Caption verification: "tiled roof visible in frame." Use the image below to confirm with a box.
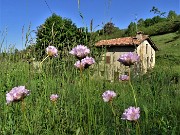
[95,35,148,47]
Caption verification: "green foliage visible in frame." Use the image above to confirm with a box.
[96,11,179,40]
[94,21,125,40]
[95,29,125,41]
[150,6,166,17]
[139,20,180,36]
[102,22,116,35]
[35,13,91,59]
[167,10,178,21]
[137,18,145,27]
[136,11,179,36]
[92,10,179,40]
[124,22,137,36]
[144,18,155,27]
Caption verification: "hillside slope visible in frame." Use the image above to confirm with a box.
[151,32,180,73]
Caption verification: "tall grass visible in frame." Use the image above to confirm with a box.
[0,44,179,135]
[0,29,180,134]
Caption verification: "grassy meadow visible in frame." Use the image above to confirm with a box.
[0,32,180,135]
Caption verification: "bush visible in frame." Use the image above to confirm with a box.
[139,20,180,36]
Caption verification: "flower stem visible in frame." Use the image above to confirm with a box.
[128,67,137,107]
[52,102,56,124]
[136,121,141,135]
[40,55,49,65]
[110,101,118,134]
[110,101,116,116]
[80,67,83,78]
[22,100,32,133]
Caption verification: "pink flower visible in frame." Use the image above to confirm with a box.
[117,52,140,66]
[69,45,90,59]
[74,56,95,69]
[119,75,130,81]
[102,90,116,102]
[6,86,30,104]
[81,56,95,65]
[74,60,85,69]
[121,106,140,121]
[50,94,59,102]
[46,46,58,57]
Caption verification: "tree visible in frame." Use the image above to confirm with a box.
[152,16,166,24]
[103,22,116,35]
[125,22,137,36]
[35,13,90,59]
[167,10,178,21]
[144,18,154,27]
[150,6,166,17]
[137,18,145,27]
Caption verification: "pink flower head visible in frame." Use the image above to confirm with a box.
[69,45,90,59]
[50,94,59,102]
[121,106,140,121]
[6,86,30,104]
[119,75,130,81]
[46,46,58,57]
[74,60,85,69]
[81,56,95,68]
[102,90,116,102]
[117,52,140,66]
[74,56,95,69]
